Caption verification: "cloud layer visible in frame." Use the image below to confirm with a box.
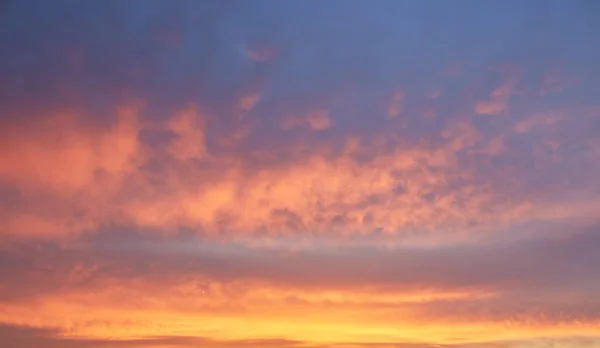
[1,1,600,347]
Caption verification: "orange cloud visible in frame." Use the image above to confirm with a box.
[0,106,143,236]
[2,238,600,347]
[167,107,207,161]
[4,285,595,346]
[1,101,598,244]
[0,106,141,194]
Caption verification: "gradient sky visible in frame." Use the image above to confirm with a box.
[1,1,600,347]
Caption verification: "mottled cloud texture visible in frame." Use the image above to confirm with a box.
[1,0,600,347]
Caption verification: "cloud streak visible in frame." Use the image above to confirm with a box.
[1,224,599,344]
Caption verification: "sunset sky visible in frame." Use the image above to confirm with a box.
[1,1,600,347]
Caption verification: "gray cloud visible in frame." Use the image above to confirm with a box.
[1,223,599,324]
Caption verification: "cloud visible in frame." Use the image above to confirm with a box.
[0,105,141,193]
[238,92,261,114]
[0,224,599,344]
[387,90,405,118]
[474,100,506,115]
[11,323,593,348]
[0,323,324,348]
[1,99,599,242]
[306,110,332,130]
[0,105,143,237]
[167,107,207,161]
[245,41,279,63]
[3,223,600,296]
[539,64,578,96]
[444,63,461,77]
[474,77,517,115]
[428,89,443,100]
[280,109,332,131]
[1,1,600,346]
[513,112,564,133]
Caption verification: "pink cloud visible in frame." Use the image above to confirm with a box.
[513,112,564,133]
[474,77,517,115]
[246,42,278,62]
[280,109,332,131]
[387,90,405,118]
[306,110,332,131]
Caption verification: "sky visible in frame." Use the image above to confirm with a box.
[0,0,599,347]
